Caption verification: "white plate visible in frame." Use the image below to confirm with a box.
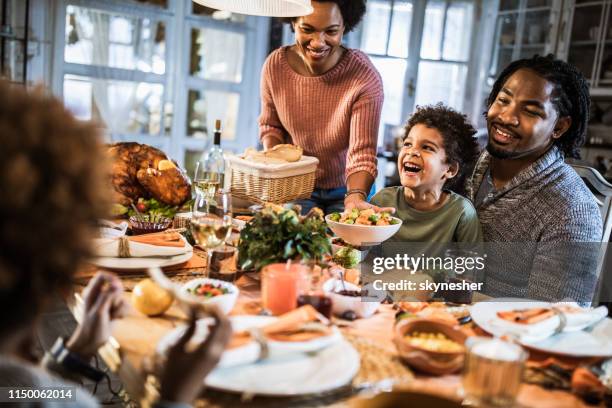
[91,250,193,271]
[156,315,359,396]
[471,299,612,357]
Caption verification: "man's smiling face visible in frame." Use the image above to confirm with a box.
[486,68,565,160]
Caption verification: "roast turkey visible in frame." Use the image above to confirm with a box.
[107,142,191,206]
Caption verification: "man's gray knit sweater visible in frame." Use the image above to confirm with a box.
[465,146,603,302]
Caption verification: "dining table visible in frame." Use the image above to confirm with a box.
[70,248,605,408]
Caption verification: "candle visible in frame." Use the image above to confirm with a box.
[261,263,309,315]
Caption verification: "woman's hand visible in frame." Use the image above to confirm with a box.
[159,307,232,404]
[66,272,127,359]
[344,193,395,213]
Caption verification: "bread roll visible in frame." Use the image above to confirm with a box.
[265,144,303,162]
[242,145,303,164]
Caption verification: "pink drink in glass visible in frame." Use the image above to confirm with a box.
[261,263,309,315]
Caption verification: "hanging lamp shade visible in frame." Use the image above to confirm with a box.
[192,0,313,17]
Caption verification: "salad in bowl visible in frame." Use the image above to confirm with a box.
[326,208,402,246]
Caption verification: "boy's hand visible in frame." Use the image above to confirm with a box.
[344,194,395,213]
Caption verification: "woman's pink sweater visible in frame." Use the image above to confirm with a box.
[258,46,383,189]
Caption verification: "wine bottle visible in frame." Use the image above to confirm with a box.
[195,119,225,199]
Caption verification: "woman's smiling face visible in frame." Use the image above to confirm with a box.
[292,2,345,71]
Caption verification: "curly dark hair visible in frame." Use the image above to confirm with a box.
[285,0,367,33]
[403,103,480,193]
[487,54,590,159]
[0,82,109,338]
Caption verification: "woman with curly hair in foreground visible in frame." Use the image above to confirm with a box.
[0,82,230,406]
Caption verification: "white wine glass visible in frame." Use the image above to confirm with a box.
[191,189,232,277]
[193,160,224,212]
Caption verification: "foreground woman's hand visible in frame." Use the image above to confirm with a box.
[66,272,127,359]
[159,307,232,404]
[344,194,395,214]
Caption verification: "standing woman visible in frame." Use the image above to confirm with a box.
[259,0,387,214]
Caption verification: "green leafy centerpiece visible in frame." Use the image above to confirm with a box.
[237,204,331,271]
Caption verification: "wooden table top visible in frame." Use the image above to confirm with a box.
[70,261,599,408]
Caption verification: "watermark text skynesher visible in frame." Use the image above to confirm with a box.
[372,279,484,292]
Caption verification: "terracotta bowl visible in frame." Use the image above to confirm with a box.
[393,318,467,375]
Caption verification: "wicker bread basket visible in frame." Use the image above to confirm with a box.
[228,154,319,204]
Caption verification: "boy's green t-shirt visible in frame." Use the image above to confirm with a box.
[370,187,482,244]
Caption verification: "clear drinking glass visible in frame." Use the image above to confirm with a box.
[441,248,483,304]
[462,337,528,407]
[190,189,232,277]
[193,160,223,212]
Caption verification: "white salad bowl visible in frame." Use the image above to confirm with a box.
[325,214,402,246]
[179,278,239,315]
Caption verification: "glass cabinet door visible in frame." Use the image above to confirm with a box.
[567,1,606,86]
[487,0,558,86]
[595,1,612,87]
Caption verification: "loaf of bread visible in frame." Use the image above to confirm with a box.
[243,144,303,164]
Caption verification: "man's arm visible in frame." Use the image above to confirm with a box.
[527,204,603,303]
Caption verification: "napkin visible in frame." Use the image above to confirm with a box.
[234,305,332,343]
[492,303,609,343]
[98,220,128,238]
[93,232,189,258]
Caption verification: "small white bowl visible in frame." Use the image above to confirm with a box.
[323,279,382,319]
[180,278,239,315]
[325,214,402,246]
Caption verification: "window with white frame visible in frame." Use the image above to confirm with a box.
[358,0,476,148]
[54,0,269,177]
[414,0,474,109]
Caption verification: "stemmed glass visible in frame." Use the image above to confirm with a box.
[193,161,222,213]
[191,189,232,277]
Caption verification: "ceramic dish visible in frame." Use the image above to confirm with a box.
[180,278,239,315]
[393,318,467,375]
[471,299,612,357]
[325,214,402,246]
[156,315,355,396]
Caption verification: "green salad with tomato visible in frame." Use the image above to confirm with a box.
[188,282,231,298]
[111,198,193,219]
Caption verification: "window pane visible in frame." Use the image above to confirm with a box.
[420,0,445,60]
[526,0,552,7]
[190,28,245,82]
[192,3,246,22]
[500,0,519,10]
[414,61,467,111]
[63,75,165,135]
[442,1,474,61]
[361,1,391,55]
[187,90,239,141]
[388,1,413,58]
[522,10,551,45]
[370,57,407,139]
[64,6,166,74]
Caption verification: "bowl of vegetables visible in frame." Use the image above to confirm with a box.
[180,278,239,315]
[326,209,402,246]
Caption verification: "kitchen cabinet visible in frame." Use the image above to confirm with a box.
[487,0,562,87]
